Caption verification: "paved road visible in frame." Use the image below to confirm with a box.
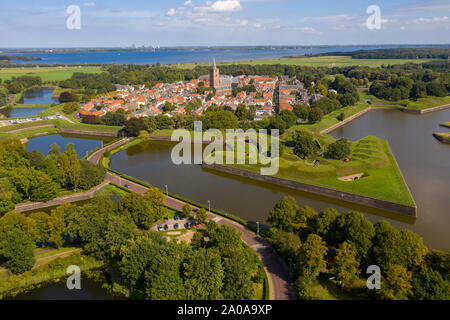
[90,139,297,300]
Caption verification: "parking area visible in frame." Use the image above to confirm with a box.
[151,215,201,232]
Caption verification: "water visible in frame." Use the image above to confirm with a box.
[109,108,450,251]
[23,89,59,105]
[11,278,116,300]
[12,45,413,65]
[26,133,114,158]
[9,107,47,118]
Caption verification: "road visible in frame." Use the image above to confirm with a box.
[90,138,297,300]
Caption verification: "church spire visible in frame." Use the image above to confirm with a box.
[213,57,216,69]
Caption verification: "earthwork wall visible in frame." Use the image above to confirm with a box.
[202,162,418,217]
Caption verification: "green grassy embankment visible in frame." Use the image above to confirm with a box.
[214,135,415,207]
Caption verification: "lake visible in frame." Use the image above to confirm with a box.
[9,107,47,118]
[12,45,416,65]
[109,108,450,251]
[26,133,114,158]
[23,88,59,105]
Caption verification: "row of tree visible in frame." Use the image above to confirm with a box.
[0,139,105,215]
[267,196,450,300]
[0,192,264,300]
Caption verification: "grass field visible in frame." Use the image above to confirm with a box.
[0,66,103,82]
[178,56,435,68]
[433,132,450,143]
[217,135,415,207]
[441,121,450,128]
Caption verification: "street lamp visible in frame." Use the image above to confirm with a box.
[207,200,211,213]
[256,222,260,236]
[164,185,168,197]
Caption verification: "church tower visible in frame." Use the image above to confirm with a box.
[209,58,220,89]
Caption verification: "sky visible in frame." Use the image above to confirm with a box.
[0,0,449,48]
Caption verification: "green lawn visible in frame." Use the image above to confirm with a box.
[441,121,450,129]
[0,66,103,82]
[405,96,450,110]
[178,56,435,68]
[433,132,450,143]
[217,135,415,207]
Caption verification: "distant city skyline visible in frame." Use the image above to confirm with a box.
[1,0,449,48]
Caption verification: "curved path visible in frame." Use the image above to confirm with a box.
[89,138,296,300]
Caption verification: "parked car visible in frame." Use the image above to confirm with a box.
[190,220,200,228]
[164,224,169,231]
[157,225,163,232]
[124,184,130,189]
[174,223,179,230]
[174,215,179,221]
[185,222,191,229]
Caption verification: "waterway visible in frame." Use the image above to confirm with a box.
[25,133,114,158]
[9,107,47,118]
[10,278,116,300]
[23,88,59,105]
[109,108,450,251]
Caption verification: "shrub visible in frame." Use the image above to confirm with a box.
[308,108,323,123]
[326,138,351,160]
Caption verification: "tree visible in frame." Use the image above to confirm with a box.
[269,228,301,264]
[398,229,428,269]
[28,212,50,244]
[63,102,79,115]
[196,208,208,224]
[59,143,81,191]
[332,211,375,261]
[183,248,224,300]
[379,264,412,300]
[2,229,36,274]
[311,208,340,244]
[326,138,351,160]
[118,193,157,229]
[298,234,327,279]
[207,224,242,252]
[293,105,310,120]
[182,203,192,219]
[331,242,360,287]
[59,91,77,103]
[235,104,249,121]
[292,129,319,159]
[202,110,238,130]
[368,220,402,270]
[48,203,73,248]
[29,171,58,202]
[144,244,187,300]
[412,267,450,300]
[424,250,450,280]
[267,196,299,232]
[308,107,324,123]
[279,110,297,128]
[221,249,255,300]
[124,118,146,136]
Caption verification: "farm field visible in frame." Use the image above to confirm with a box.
[178,56,435,68]
[0,66,103,82]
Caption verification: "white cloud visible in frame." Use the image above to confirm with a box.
[413,16,448,24]
[299,26,318,34]
[184,0,194,6]
[83,2,96,7]
[167,8,176,16]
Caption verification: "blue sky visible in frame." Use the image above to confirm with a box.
[1,0,449,47]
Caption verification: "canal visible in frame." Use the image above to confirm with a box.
[10,278,116,300]
[109,108,450,251]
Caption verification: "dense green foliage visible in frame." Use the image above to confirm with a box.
[0,139,105,215]
[267,196,447,300]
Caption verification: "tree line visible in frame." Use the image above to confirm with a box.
[0,139,105,215]
[267,196,450,300]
